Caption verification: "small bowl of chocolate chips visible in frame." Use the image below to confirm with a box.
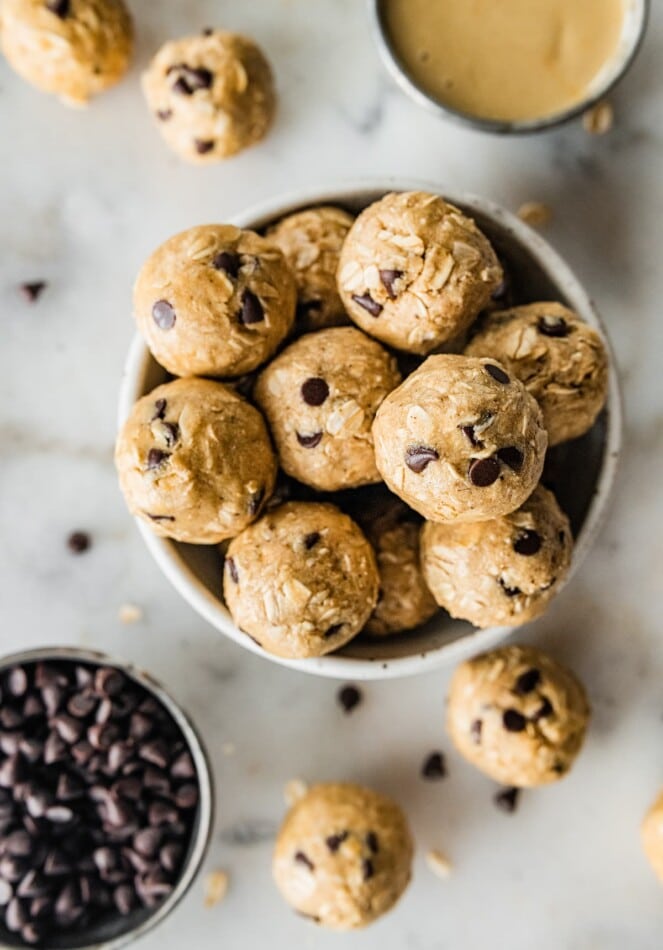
[0,647,213,948]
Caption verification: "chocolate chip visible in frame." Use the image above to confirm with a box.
[471,719,482,744]
[301,377,329,406]
[160,842,183,873]
[226,557,239,584]
[194,139,215,155]
[172,77,193,96]
[170,65,213,92]
[5,831,33,857]
[362,858,375,880]
[6,896,27,931]
[152,299,176,330]
[468,457,500,487]
[7,667,28,697]
[95,667,125,698]
[379,268,403,299]
[351,293,383,316]
[498,578,522,597]
[52,715,83,744]
[304,532,320,550]
[67,531,90,554]
[146,512,175,523]
[494,786,520,813]
[366,831,379,854]
[514,669,541,694]
[325,622,343,638]
[296,431,323,448]
[202,27,214,36]
[538,314,569,337]
[496,446,524,472]
[212,251,240,278]
[325,831,348,853]
[238,289,263,324]
[139,739,170,769]
[160,422,179,447]
[152,398,167,421]
[156,109,172,121]
[405,445,439,473]
[294,851,314,871]
[337,684,361,713]
[532,697,553,720]
[67,691,96,718]
[46,0,69,18]
[421,751,446,780]
[460,424,482,448]
[514,530,542,556]
[147,448,170,470]
[485,363,510,384]
[114,883,136,915]
[171,751,195,779]
[503,709,527,732]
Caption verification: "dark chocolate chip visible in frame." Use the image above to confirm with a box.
[325,831,349,853]
[485,363,510,384]
[7,667,28,697]
[5,831,33,857]
[133,828,162,858]
[421,751,446,780]
[157,109,172,121]
[460,424,482,448]
[226,557,239,584]
[67,691,96,718]
[94,667,125,698]
[304,532,320,550]
[5,896,27,932]
[19,281,47,303]
[238,289,264,324]
[171,751,195,779]
[405,445,439,473]
[152,299,176,330]
[514,669,541,694]
[52,714,84,744]
[494,786,520,813]
[160,842,183,873]
[337,684,361,713]
[172,77,193,96]
[173,65,213,92]
[139,739,170,769]
[301,377,330,406]
[362,858,375,880]
[532,697,553,721]
[152,398,167,421]
[67,531,91,554]
[114,883,136,915]
[496,446,524,472]
[514,530,542,556]
[503,709,527,732]
[147,448,170,470]
[498,578,522,597]
[366,831,379,854]
[351,293,383,317]
[146,512,175,523]
[194,139,215,155]
[294,851,314,871]
[296,431,323,448]
[174,784,198,809]
[325,622,343,639]
[471,719,482,744]
[538,314,569,338]
[202,27,214,36]
[212,251,240,278]
[379,268,403,299]
[468,456,500,487]
[161,422,180,447]
[46,0,70,18]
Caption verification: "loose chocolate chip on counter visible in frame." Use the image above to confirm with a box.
[325,831,349,853]
[468,456,500,487]
[514,530,542,556]
[46,0,70,18]
[296,431,323,448]
[494,786,520,813]
[538,314,569,338]
[156,109,172,121]
[514,669,541,694]
[337,684,362,714]
[421,752,447,780]
[294,851,314,872]
[300,377,330,406]
[194,139,215,155]
[496,446,524,472]
[304,532,320,550]
[19,281,47,303]
[471,719,483,744]
[226,557,239,584]
[147,449,170,471]
[362,858,375,880]
[405,445,439,473]
[67,531,91,555]
[379,269,403,299]
[502,709,527,732]
[238,289,263,324]
[351,293,383,317]
[532,697,553,721]
[484,363,510,384]
[212,251,240,278]
[152,299,176,330]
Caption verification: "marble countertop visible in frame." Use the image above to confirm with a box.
[1,1,663,947]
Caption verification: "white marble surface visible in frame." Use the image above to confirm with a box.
[1,1,663,947]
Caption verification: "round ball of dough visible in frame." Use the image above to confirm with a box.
[134,225,296,378]
[115,378,276,544]
[421,486,572,628]
[255,327,401,492]
[465,302,609,446]
[223,502,379,658]
[273,782,413,929]
[267,206,354,332]
[337,191,503,354]
[142,29,275,163]
[0,0,132,105]
[642,791,663,884]
[447,645,590,787]
[373,354,548,524]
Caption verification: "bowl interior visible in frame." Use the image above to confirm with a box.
[120,183,621,679]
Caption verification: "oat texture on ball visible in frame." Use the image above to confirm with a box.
[133,224,296,378]
[273,782,413,929]
[465,301,609,445]
[447,645,590,787]
[420,486,572,628]
[0,0,133,105]
[142,29,275,163]
[115,377,277,544]
[337,191,503,354]
[373,354,548,524]
[223,502,379,658]
[255,327,402,492]
[268,206,355,332]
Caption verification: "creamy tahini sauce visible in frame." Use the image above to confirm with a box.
[384,0,626,122]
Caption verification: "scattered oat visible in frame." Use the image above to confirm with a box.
[517,201,552,229]
[284,778,308,807]
[204,869,230,908]
[582,100,614,135]
[118,603,143,624]
[222,742,236,757]
[425,849,452,879]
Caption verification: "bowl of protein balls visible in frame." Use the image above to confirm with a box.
[117,180,621,679]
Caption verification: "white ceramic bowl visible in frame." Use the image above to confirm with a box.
[118,180,622,680]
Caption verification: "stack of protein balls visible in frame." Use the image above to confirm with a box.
[116,190,609,660]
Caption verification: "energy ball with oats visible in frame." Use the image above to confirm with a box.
[134,224,296,378]
[142,29,275,163]
[273,782,413,929]
[465,301,609,446]
[642,791,663,884]
[420,486,572,628]
[223,502,379,658]
[267,206,354,331]
[337,191,502,354]
[0,0,133,105]
[115,378,276,544]
[373,354,547,524]
[255,327,401,492]
[447,645,590,787]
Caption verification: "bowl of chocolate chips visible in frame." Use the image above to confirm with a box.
[0,647,213,948]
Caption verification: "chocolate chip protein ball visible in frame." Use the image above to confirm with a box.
[642,791,663,884]
[134,225,296,378]
[337,191,503,354]
[421,486,572,627]
[223,502,379,658]
[115,378,276,544]
[267,206,354,331]
[373,354,548,524]
[255,327,401,492]
[465,302,609,445]
[273,783,413,929]
[447,645,590,787]
[142,29,275,163]
[0,0,133,105]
